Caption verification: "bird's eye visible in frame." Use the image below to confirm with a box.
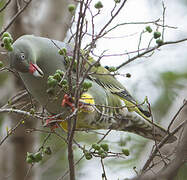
[20,53,25,60]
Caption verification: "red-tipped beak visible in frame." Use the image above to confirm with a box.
[29,63,44,78]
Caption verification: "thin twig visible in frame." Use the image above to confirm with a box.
[0,117,26,146]
[116,37,187,70]
[0,0,11,13]
[0,0,32,37]
[142,119,187,172]
[101,158,108,180]
[168,100,187,132]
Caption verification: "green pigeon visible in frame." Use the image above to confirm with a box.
[8,35,176,143]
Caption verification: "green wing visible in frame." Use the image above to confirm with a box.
[62,50,151,119]
[86,57,151,119]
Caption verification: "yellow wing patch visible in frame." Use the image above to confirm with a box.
[79,93,95,112]
[60,121,68,131]
[80,93,95,105]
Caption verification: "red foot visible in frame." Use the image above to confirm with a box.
[45,116,58,130]
[61,94,75,112]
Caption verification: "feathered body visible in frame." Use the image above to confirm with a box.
[8,35,176,143]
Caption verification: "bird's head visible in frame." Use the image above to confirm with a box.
[9,38,44,78]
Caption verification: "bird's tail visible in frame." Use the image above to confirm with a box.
[111,111,177,143]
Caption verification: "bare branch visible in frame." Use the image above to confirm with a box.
[0,0,11,13]
[0,0,32,37]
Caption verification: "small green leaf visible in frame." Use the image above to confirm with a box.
[27,152,35,159]
[122,149,130,156]
[26,157,33,164]
[33,152,43,162]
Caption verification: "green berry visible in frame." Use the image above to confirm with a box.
[60,79,67,86]
[85,152,92,160]
[153,31,161,39]
[122,149,130,156]
[44,146,52,155]
[56,69,64,76]
[3,37,13,51]
[2,32,11,38]
[145,26,152,33]
[98,149,105,155]
[156,39,163,46]
[47,76,58,87]
[33,152,43,162]
[4,44,13,51]
[94,1,103,9]
[100,144,109,152]
[53,73,62,82]
[82,82,92,89]
[84,150,93,160]
[2,32,13,43]
[58,48,67,56]
[68,4,76,13]
[92,143,101,151]
[3,37,11,44]
[87,82,92,88]
[126,73,131,78]
[114,0,121,3]
[0,61,3,68]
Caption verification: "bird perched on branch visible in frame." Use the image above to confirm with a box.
[8,34,176,143]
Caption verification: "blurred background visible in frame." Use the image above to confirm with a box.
[0,0,187,179]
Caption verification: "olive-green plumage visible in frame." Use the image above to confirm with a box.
[8,35,176,143]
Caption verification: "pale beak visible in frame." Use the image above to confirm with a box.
[29,63,44,78]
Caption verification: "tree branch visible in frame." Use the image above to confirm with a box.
[131,100,187,180]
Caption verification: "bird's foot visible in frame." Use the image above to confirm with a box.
[45,116,59,130]
[61,93,94,112]
[61,94,75,112]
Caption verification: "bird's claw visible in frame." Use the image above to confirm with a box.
[61,94,75,112]
[61,94,86,112]
[44,116,58,130]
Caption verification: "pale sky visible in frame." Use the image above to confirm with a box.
[78,0,187,179]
